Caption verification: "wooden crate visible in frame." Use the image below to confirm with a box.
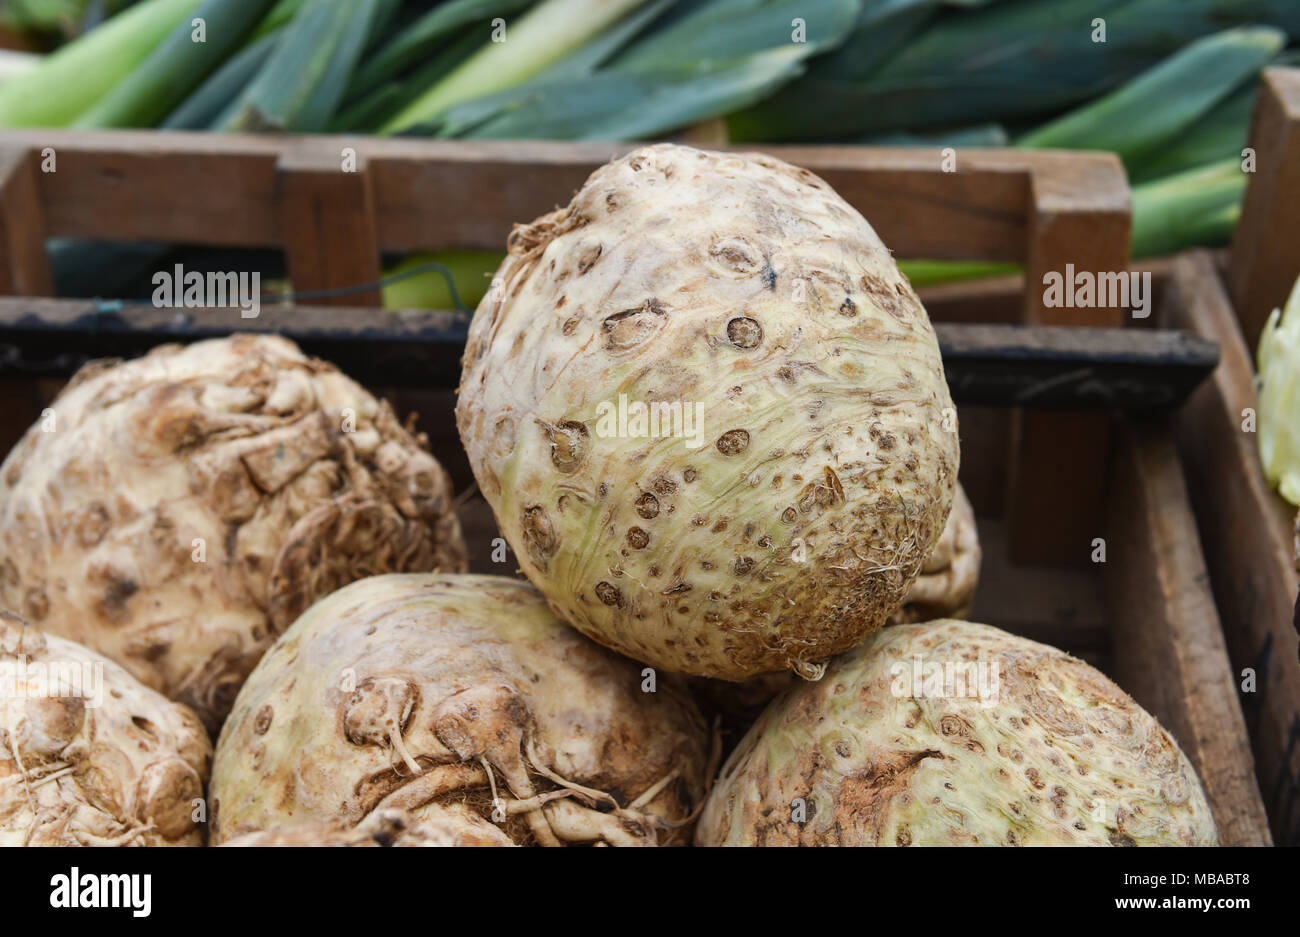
[0,129,1132,563]
[1230,68,1300,351]
[1154,68,1300,847]
[1165,252,1297,846]
[0,129,1270,843]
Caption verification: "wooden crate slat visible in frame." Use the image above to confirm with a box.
[372,140,1048,258]
[1168,250,1300,844]
[370,142,626,253]
[0,130,1117,263]
[276,144,382,306]
[0,147,52,295]
[1023,156,1132,327]
[1010,153,1132,563]
[0,297,1217,410]
[33,131,283,248]
[0,130,1134,571]
[1007,411,1114,563]
[1231,67,1300,350]
[1105,417,1272,846]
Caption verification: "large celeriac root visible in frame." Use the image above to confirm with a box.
[210,574,710,846]
[457,143,960,681]
[0,334,467,731]
[0,612,211,847]
[696,620,1219,847]
[886,481,980,623]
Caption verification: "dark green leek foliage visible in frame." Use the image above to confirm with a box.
[1017,26,1283,161]
[161,26,279,128]
[729,0,1300,141]
[347,0,534,101]
[436,0,861,140]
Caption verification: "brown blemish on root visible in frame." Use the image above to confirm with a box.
[709,237,762,276]
[541,420,589,475]
[635,493,660,519]
[602,299,666,353]
[595,581,624,608]
[726,317,763,349]
[576,242,602,274]
[832,749,942,844]
[716,430,750,456]
[522,506,558,570]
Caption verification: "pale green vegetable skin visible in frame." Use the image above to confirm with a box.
[210,573,709,846]
[0,0,201,127]
[1257,271,1300,506]
[382,0,650,132]
[458,143,959,682]
[696,620,1218,846]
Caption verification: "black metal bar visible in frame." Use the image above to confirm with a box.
[0,299,1217,410]
[934,322,1220,410]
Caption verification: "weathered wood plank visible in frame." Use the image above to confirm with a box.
[0,297,1216,409]
[1167,250,1300,844]
[1010,153,1132,564]
[0,147,52,296]
[276,145,382,306]
[32,132,282,247]
[0,130,1125,262]
[937,323,1216,410]
[1105,417,1272,846]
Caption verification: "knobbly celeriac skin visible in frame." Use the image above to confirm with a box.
[696,620,1218,846]
[210,573,710,847]
[692,482,981,722]
[0,334,466,731]
[221,807,514,847]
[0,612,211,846]
[457,143,959,682]
[887,481,979,624]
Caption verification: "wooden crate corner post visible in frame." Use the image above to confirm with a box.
[0,144,54,454]
[1230,67,1300,350]
[277,139,383,307]
[0,144,53,297]
[1010,153,1132,564]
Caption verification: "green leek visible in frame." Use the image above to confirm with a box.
[381,0,649,133]
[75,0,277,128]
[1130,158,1247,258]
[0,0,200,126]
[219,0,377,132]
[1017,26,1284,162]
[162,26,280,129]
